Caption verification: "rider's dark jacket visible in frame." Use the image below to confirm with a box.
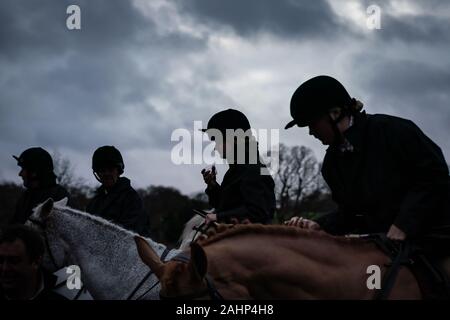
[86,177,149,236]
[11,183,69,225]
[205,161,276,224]
[316,111,450,240]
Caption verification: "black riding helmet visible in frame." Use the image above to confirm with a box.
[201,108,251,134]
[285,75,353,129]
[201,109,259,165]
[92,146,124,174]
[13,147,55,177]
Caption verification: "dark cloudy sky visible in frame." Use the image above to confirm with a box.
[1,0,449,195]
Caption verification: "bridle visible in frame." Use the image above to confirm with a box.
[131,209,220,300]
[190,209,218,244]
[126,247,171,300]
[27,217,62,270]
[163,209,224,300]
[158,253,224,300]
[27,216,178,300]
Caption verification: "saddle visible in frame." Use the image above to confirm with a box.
[361,233,450,300]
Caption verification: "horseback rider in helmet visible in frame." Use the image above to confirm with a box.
[10,147,70,224]
[86,146,149,236]
[201,109,276,225]
[285,75,450,250]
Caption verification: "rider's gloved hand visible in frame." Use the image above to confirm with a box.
[285,216,321,230]
[201,166,217,187]
[205,209,217,225]
[205,212,217,225]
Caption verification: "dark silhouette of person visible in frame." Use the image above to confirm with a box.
[10,147,70,224]
[201,109,276,225]
[86,146,149,236]
[284,75,450,249]
[0,225,67,300]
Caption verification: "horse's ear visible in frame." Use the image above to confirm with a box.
[189,242,207,280]
[55,197,68,207]
[40,198,54,219]
[134,236,164,279]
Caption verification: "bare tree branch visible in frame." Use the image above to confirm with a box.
[274,143,323,219]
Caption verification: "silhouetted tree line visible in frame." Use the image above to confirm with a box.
[138,186,209,247]
[273,143,336,222]
[0,181,209,248]
[0,145,336,246]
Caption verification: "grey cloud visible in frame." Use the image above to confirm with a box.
[1,0,449,192]
[348,54,450,161]
[0,0,234,191]
[351,55,450,111]
[0,0,152,60]
[355,0,450,44]
[175,0,345,39]
[381,14,450,44]
[0,0,209,154]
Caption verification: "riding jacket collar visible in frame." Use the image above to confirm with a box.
[329,111,368,154]
[338,115,355,153]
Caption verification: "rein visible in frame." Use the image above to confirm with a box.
[28,217,62,270]
[126,247,171,300]
[349,233,414,300]
[158,210,223,300]
[28,216,173,300]
[190,209,219,244]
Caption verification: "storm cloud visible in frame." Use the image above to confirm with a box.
[1,0,449,194]
[175,0,345,38]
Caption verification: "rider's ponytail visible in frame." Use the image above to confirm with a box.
[347,98,364,115]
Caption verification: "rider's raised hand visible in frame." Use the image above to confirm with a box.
[201,166,217,187]
[285,216,321,230]
[205,212,217,225]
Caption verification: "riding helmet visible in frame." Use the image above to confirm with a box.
[285,75,353,128]
[92,146,124,174]
[201,108,251,133]
[13,147,55,174]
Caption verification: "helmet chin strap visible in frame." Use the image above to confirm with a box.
[93,167,122,184]
[93,171,102,183]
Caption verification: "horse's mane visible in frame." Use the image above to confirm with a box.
[196,223,369,247]
[51,203,140,238]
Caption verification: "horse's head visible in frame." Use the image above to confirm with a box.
[26,197,70,272]
[135,236,211,299]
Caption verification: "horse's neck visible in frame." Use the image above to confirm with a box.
[203,230,386,299]
[49,207,178,299]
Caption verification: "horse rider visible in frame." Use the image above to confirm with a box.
[284,75,450,255]
[10,147,70,225]
[86,146,150,236]
[201,108,276,225]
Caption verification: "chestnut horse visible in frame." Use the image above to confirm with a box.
[135,224,426,299]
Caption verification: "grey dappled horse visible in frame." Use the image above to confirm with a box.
[27,198,181,300]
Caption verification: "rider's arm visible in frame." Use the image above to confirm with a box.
[315,207,357,235]
[216,168,274,223]
[119,190,148,235]
[205,183,222,208]
[216,205,248,222]
[385,119,449,237]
